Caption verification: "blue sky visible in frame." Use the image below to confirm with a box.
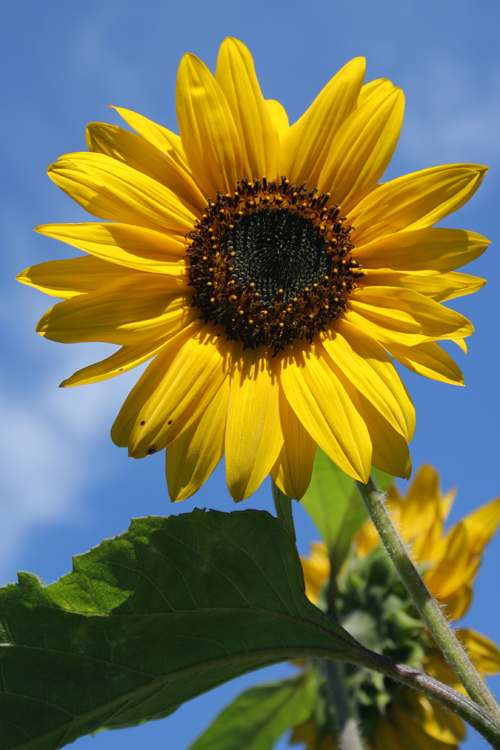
[1,1,499,748]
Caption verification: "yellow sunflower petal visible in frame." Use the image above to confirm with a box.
[384,340,464,386]
[117,323,229,457]
[279,57,365,188]
[318,85,404,215]
[166,377,229,502]
[347,286,474,346]
[61,338,171,388]
[357,392,412,479]
[112,106,188,168]
[17,255,135,299]
[266,99,289,141]
[374,718,415,750]
[271,392,317,500]
[357,78,394,107]
[176,52,243,197]
[350,164,488,246]
[441,585,473,620]
[322,318,415,441]
[455,338,467,353]
[216,38,279,181]
[36,273,194,345]
[392,704,460,749]
[456,629,500,675]
[361,269,486,302]
[425,523,481,601]
[355,227,489,273]
[111,323,197,448]
[460,497,500,559]
[300,542,330,605]
[225,348,283,502]
[400,465,444,543]
[86,121,207,214]
[279,339,372,483]
[406,694,466,744]
[48,152,196,235]
[35,222,187,274]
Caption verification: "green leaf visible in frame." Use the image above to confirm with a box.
[0,508,363,750]
[301,451,394,575]
[189,671,316,750]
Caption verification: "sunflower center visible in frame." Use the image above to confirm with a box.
[186,176,363,353]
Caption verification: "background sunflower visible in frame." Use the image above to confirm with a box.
[2,2,499,749]
[297,464,500,750]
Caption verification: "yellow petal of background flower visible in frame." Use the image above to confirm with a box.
[17,255,136,299]
[348,286,474,346]
[216,38,279,181]
[350,164,488,246]
[318,86,404,215]
[48,152,196,235]
[271,391,317,500]
[266,99,289,142]
[86,121,206,213]
[61,337,172,387]
[322,318,415,441]
[362,269,486,302]
[399,465,449,546]
[355,228,489,273]
[118,324,229,457]
[406,694,466,745]
[384,340,464,386]
[36,273,194,345]
[460,497,500,558]
[35,222,187,274]
[166,377,229,502]
[300,542,330,606]
[279,57,365,188]
[425,523,481,601]
[225,348,283,502]
[279,339,371,483]
[456,629,500,675]
[176,52,243,197]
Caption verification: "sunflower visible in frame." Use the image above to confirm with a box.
[18,38,488,502]
[294,465,500,749]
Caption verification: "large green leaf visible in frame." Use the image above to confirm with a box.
[0,508,363,750]
[189,671,316,750]
[301,451,394,575]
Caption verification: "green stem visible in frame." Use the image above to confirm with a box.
[323,660,367,750]
[271,479,296,543]
[356,476,500,719]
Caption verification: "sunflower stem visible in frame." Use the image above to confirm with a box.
[323,660,367,750]
[271,479,296,543]
[356,475,500,721]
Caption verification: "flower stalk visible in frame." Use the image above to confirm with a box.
[356,475,500,720]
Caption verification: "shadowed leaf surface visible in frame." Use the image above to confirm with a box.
[0,508,361,750]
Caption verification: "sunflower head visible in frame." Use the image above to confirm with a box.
[297,465,500,749]
[18,38,489,502]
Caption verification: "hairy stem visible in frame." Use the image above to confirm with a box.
[323,660,367,750]
[356,476,500,720]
